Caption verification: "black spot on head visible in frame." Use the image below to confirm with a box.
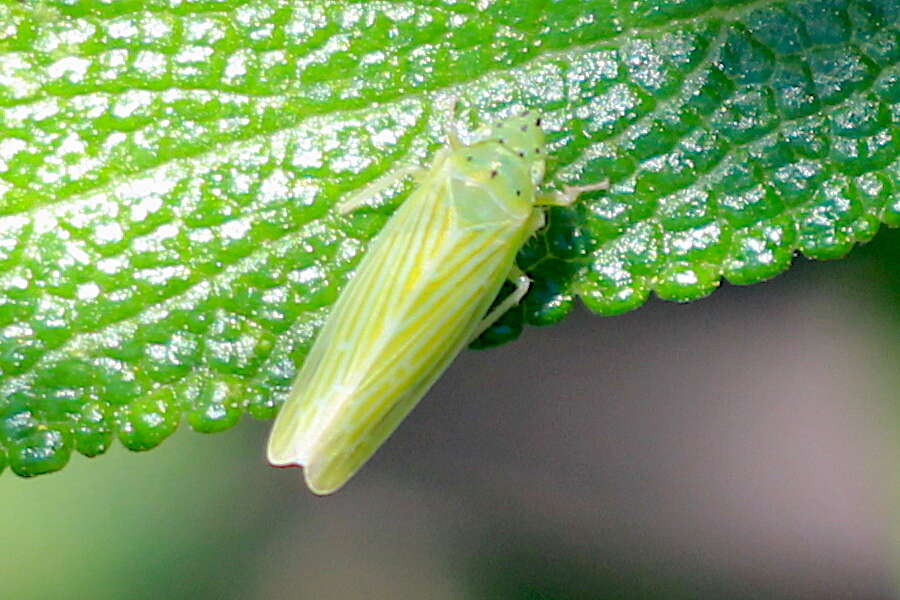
[517,151,525,158]
[516,190,521,196]
[535,118,542,126]
[535,148,541,154]
[466,155,473,161]
[490,169,498,178]
[498,138,504,144]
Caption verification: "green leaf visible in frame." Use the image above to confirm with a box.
[1,0,899,476]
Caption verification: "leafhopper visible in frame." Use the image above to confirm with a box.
[267,111,607,494]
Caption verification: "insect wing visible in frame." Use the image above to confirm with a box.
[268,173,525,493]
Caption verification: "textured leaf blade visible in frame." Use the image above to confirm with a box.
[1,0,899,476]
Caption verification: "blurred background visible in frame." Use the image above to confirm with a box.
[3,231,900,600]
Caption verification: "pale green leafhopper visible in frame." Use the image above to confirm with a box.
[267,111,606,494]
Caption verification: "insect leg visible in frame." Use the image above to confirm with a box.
[535,180,609,207]
[337,165,427,214]
[526,207,546,235]
[469,265,531,342]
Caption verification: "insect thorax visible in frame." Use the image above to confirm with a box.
[441,114,548,226]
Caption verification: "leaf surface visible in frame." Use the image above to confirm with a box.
[1,0,898,475]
